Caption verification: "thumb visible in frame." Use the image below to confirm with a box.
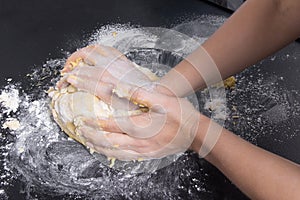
[128,84,174,113]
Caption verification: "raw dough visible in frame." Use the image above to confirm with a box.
[49,60,158,152]
[2,118,20,131]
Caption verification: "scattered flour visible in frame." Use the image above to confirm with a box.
[0,87,20,114]
[204,97,227,120]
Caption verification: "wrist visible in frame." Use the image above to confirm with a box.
[189,114,207,152]
[189,114,221,159]
[152,82,176,96]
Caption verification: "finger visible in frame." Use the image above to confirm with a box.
[110,95,139,110]
[105,132,146,152]
[62,45,99,73]
[62,57,83,74]
[101,45,122,57]
[105,133,156,155]
[78,126,143,152]
[62,52,86,74]
[97,112,166,139]
[128,86,171,113]
[59,64,107,90]
[56,75,70,89]
[70,65,118,85]
[93,146,141,161]
[85,141,95,150]
[83,118,123,134]
[66,75,114,103]
[78,122,167,160]
[92,44,110,57]
[98,134,171,160]
[77,127,112,149]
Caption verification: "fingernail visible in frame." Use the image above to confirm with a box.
[86,142,93,148]
[75,57,83,63]
[75,127,82,136]
[69,60,79,68]
[67,75,78,85]
[61,67,69,74]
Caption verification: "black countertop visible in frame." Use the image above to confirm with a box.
[0,0,229,86]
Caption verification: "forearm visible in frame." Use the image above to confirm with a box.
[159,0,300,97]
[203,0,300,79]
[192,116,300,200]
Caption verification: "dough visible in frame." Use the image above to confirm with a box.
[2,118,20,131]
[49,60,158,151]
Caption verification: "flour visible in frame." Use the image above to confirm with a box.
[204,97,227,120]
[0,87,20,114]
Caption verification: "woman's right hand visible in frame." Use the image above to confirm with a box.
[76,86,202,161]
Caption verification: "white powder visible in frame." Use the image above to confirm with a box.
[204,98,227,120]
[0,87,20,114]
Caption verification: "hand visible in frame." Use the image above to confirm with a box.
[56,44,157,105]
[76,86,201,160]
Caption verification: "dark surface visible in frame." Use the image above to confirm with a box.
[0,0,300,199]
[0,0,229,86]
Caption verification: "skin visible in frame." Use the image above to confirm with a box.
[158,0,300,95]
[164,1,300,199]
[61,0,300,199]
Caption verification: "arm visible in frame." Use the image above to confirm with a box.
[62,0,300,198]
[79,87,300,199]
[191,115,300,200]
[158,2,300,197]
[159,0,300,97]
